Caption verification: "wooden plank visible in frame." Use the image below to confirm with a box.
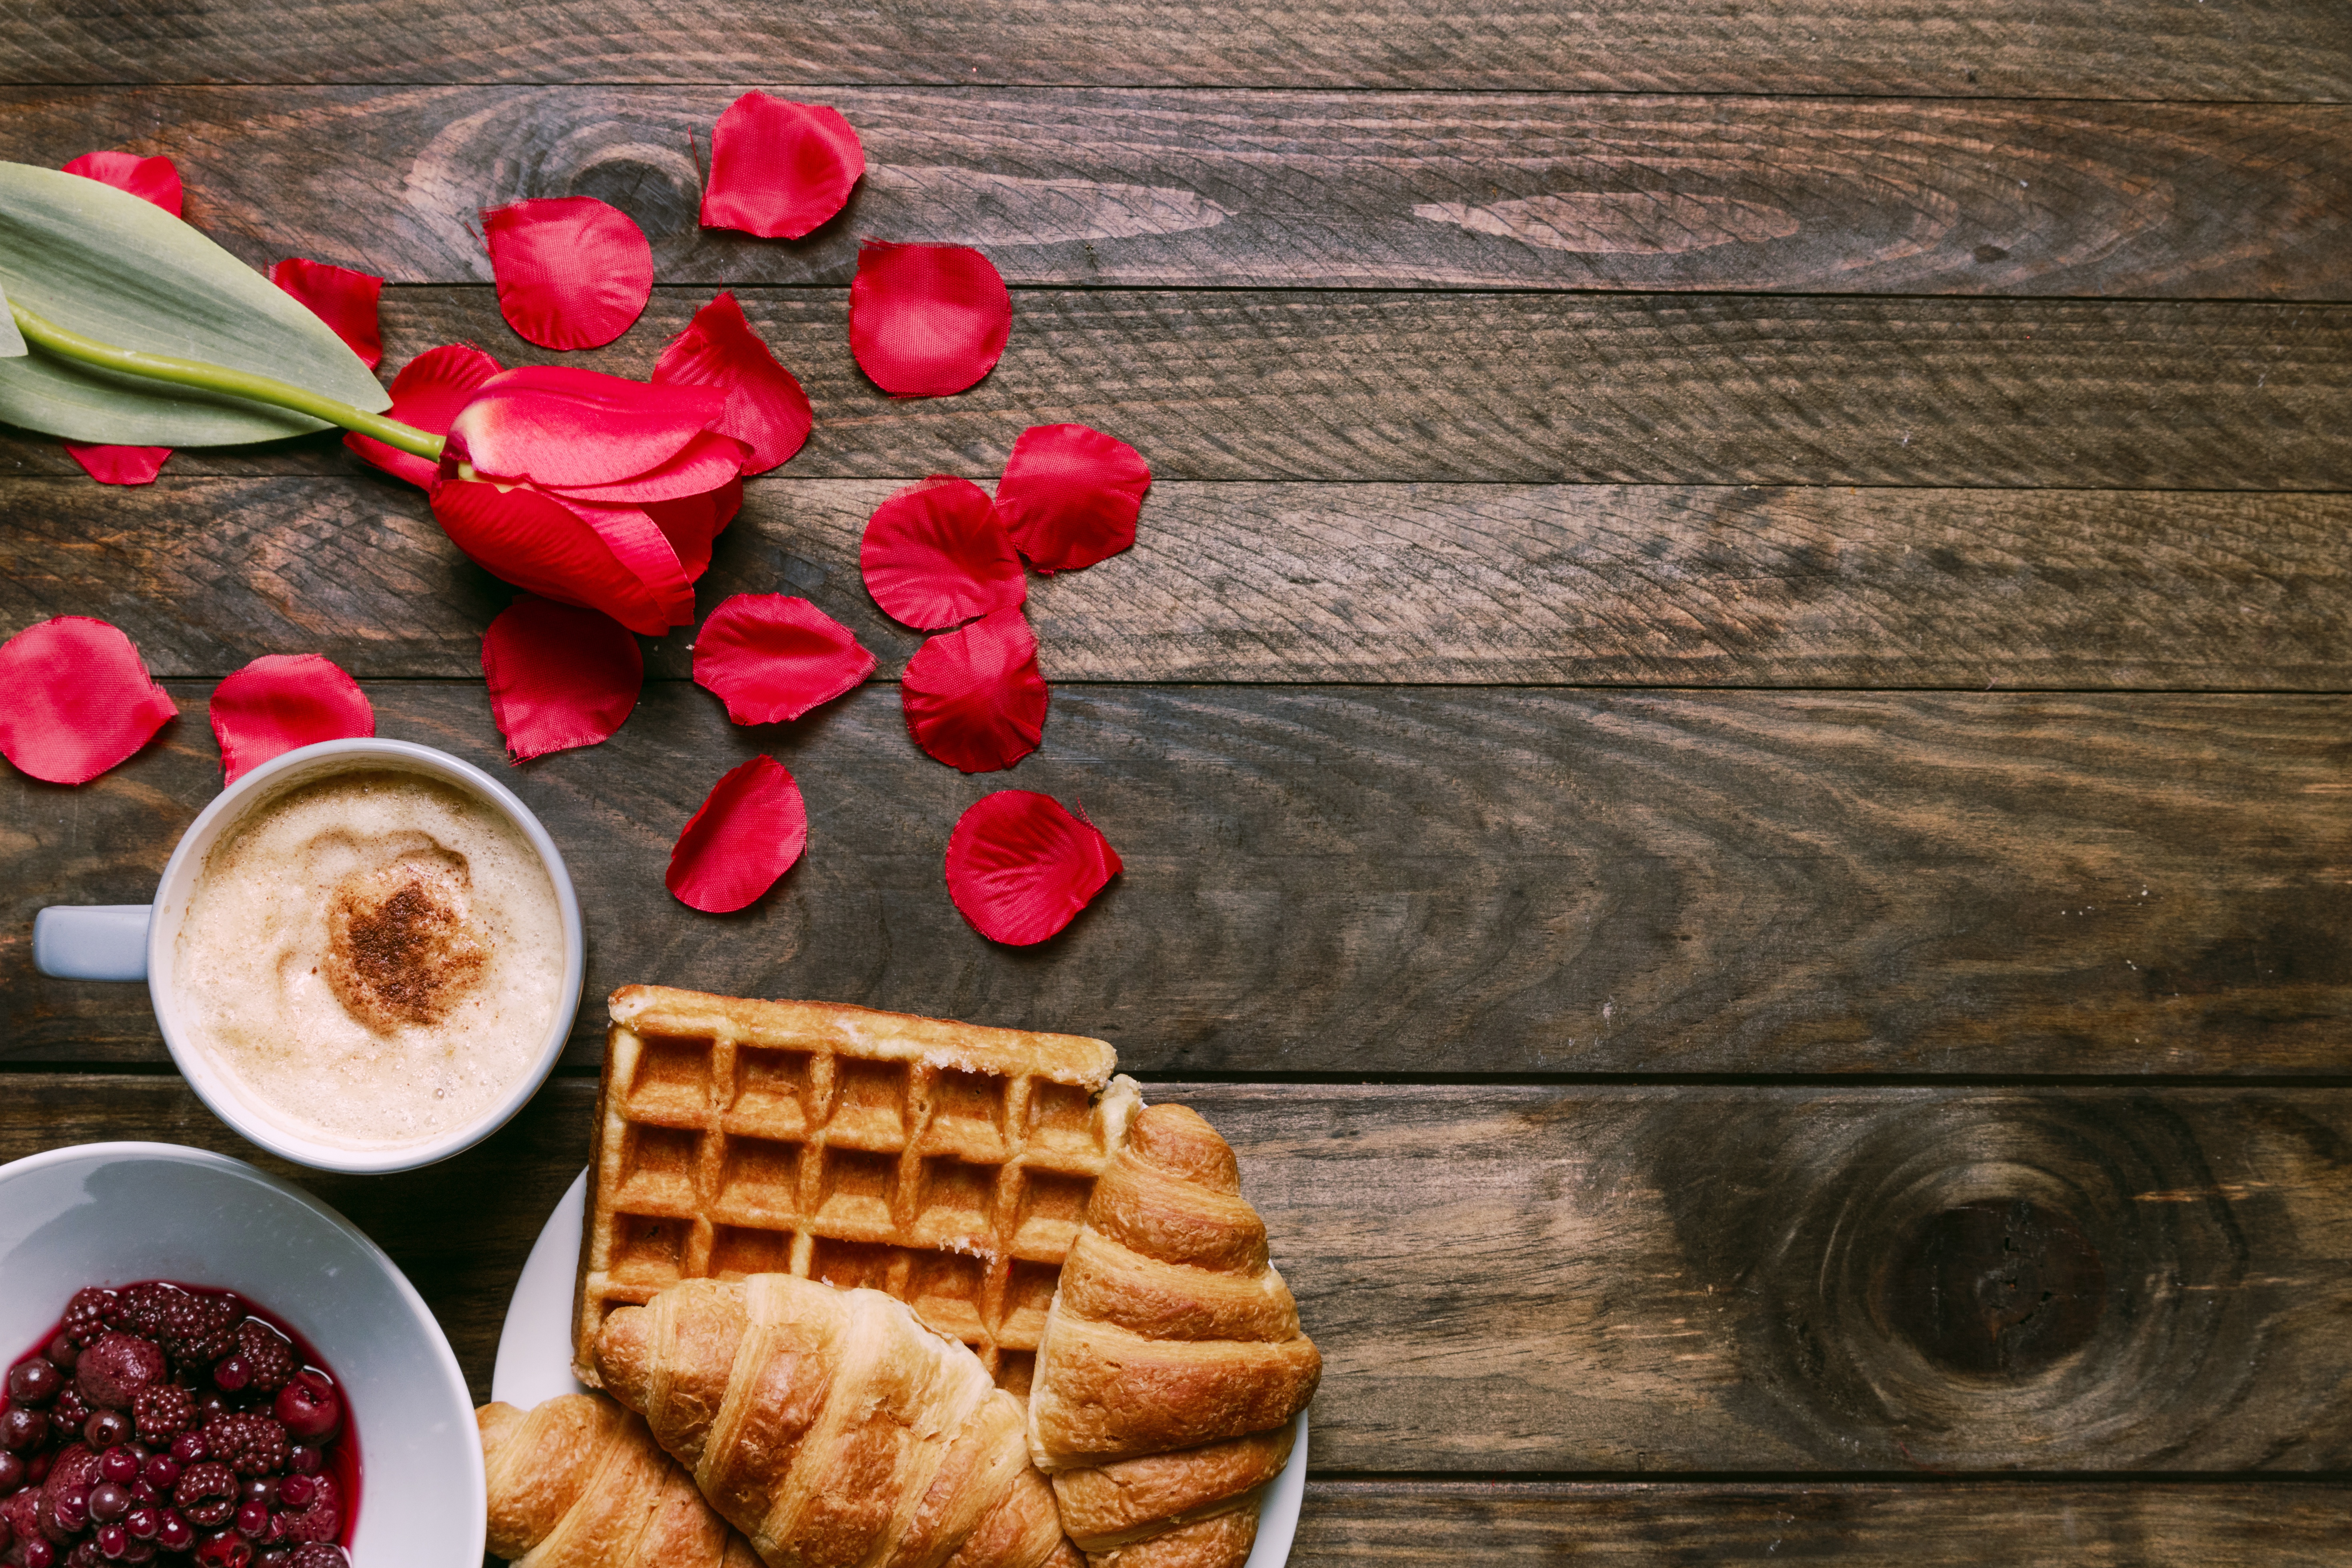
[4,1078,2350,1473]
[1292,1481,2352,1562]
[4,289,2344,490]
[7,683,2348,1076]
[1,0,2345,99]
[6,87,2348,299]
[7,477,2352,691]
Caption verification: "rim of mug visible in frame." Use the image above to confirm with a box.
[146,737,586,1175]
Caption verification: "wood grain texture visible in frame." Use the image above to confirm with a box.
[4,1077,2349,1474]
[1291,1481,2352,1562]
[5,87,2348,298]
[0,0,2346,98]
[7,476,2352,691]
[6,683,2348,1075]
[2,287,2343,490]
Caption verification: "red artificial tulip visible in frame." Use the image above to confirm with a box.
[431,366,750,635]
[270,258,385,368]
[345,342,502,490]
[701,92,865,240]
[653,292,813,475]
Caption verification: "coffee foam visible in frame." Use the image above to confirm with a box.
[176,767,565,1150]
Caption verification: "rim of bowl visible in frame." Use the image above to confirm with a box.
[147,737,586,1175]
[0,1140,487,1553]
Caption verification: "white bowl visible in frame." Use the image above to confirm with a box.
[0,1142,486,1564]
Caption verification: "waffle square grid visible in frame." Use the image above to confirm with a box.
[575,986,1141,1394]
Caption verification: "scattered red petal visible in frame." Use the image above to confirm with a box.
[62,151,182,216]
[858,476,1024,630]
[653,292,813,475]
[994,423,1151,573]
[0,618,178,785]
[700,92,865,241]
[847,240,1011,399]
[345,342,503,489]
[666,755,809,913]
[270,258,385,369]
[481,197,654,350]
[431,480,693,636]
[480,596,643,761]
[448,366,729,491]
[207,654,375,785]
[944,791,1121,945]
[900,607,1046,773]
[693,594,875,725]
[62,444,170,485]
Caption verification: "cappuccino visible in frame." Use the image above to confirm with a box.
[175,768,566,1149]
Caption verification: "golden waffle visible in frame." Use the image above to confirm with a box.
[575,985,1142,1394]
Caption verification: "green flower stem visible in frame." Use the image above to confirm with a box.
[8,299,443,460]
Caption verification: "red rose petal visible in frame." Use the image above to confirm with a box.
[859,476,1025,630]
[900,607,1046,773]
[344,342,503,489]
[667,755,809,913]
[432,479,693,636]
[270,258,385,369]
[944,791,1121,946]
[994,423,1151,573]
[481,197,654,351]
[701,92,865,241]
[62,444,170,485]
[0,617,178,785]
[693,594,875,726]
[62,151,182,216]
[207,654,375,785]
[481,596,643,761]
[653,292,813,475]
[847,240,1011,399]
[450,366,728,491]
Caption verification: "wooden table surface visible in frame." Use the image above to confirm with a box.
[5,2,2352,1560]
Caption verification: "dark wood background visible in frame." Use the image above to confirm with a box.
[4,2,2351,1559]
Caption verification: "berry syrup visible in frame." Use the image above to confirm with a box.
[0,1282,359,1568]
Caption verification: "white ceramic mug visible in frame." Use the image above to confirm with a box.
[33,737,585,1174]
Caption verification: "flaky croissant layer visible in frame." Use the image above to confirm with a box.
[479,1393,759,1568]
[596,1274,1080,1568]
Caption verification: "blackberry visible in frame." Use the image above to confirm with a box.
[134,1383,197,1443]
[51,1383,93,1432]
[289,1547,350,1568]
[202,1410,290,1478]
[154,1292,242,1368]
[174,1459,240,1527]
[104,1282,176,1338]
[229,1322,296,1396]
[61,1287,116,1347]
[271,1474,340,1545]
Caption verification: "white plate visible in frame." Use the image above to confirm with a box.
[0,1142,486,1565]
[494,1170,1306,1564]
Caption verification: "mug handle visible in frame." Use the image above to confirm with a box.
[32,905,152,981]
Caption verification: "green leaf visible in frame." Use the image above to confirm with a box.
[0,162,389,446]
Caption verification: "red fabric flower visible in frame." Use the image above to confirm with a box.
[481,197,654,350]
[653,292,813,475]
[62,444,169,485]
[701,92,865,240]
[432,366,749,634]
[859,476,1024,630]
[693,595,875,725]
[0,618,178,785]
[207,654,374,785]
[900,607,1046,773]
[345,342,502,490]
[480,596,642,761]
[270,258,384,369]
[62,151,182,216]
[994,424,1151,572]
[944,791,1121,945]
[667,755,808,913]
[847,241,1011,399]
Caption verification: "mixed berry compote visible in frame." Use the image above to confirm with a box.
[0,1283,358,1568]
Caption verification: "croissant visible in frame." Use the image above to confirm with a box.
[593,1273,1081,1568]
[478,1393,760,1567]
[1050,1426,1294,1566]
[1028,1104,1321,1470]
